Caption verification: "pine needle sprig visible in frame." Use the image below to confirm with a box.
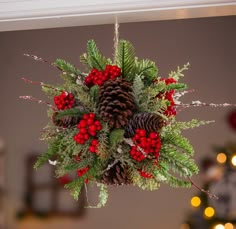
[116,40,135,80]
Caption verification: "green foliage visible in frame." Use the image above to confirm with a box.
[88,183,109,208]
[55,59,80,75]
[160,168,192,188]
[162,132,194,155]
[89,85,99,106]
[65,179,84,200]
[165,83,187,91]
[134,58,158,86]
[169,63,190,81]
[131,169,160,191]
[116,40,135,80]
[42,85,62,98]
[170,119,215,131]
[55,108,85,120]
[109,129,125,147]
[34,140,59,169]
[160,145,199,177]
[81,40,110,70]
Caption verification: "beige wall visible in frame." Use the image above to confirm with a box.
[0,16,236,229]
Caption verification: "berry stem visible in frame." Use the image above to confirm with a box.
[176,101,236,108]
[187,176,218,199]
[19,95,56,108]
[24,54,61,70]
[21,77,61,91]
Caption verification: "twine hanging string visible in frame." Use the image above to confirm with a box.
[113,18,119,64]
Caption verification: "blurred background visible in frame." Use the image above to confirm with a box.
[0,7,236,229]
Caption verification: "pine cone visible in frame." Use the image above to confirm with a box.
[100,161,131,185]
[52,112,80,128]
[124,112,165,137]
[99,78,135,128]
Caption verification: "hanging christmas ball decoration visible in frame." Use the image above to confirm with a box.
[20,38,236,208]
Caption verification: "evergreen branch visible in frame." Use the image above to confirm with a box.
[86,40,108,70]
[55,108,84,120]
[169,63,190,81]
[64,179,84,200]
[134,59,158,86]
[160,145,199,176]
[165,83,187,91]
[54,59,80,75]
[89,85,99,107]
[162,132,194,155]
[170,119,215,131]
[116,40,135,80]
[131,169,160,191]
[87,183,108,208]
[160,169,192,188]
[34,141,59,169]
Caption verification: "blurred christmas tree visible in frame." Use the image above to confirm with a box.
[181,109,236,229]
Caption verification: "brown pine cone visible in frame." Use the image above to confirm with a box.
[124,112,165,137]
[52,112,80,128]
[100,161,131,185]
[98,78,136,128]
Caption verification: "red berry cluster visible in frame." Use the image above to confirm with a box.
[77,166,89,177]
[74,113,102,146]
[89,139,99,154]
[54,91,75,110]
[138,170,154,179]
[158,78,177,116]
[130,129,161,162]
[84,65,121,87]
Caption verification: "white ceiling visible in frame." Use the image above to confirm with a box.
[0,0,236,32]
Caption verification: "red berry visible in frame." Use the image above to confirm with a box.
[94,120,101,126]
[139,129,146,137]
[149,132,158,139]
[87,118,94,125]
[89,145,96,153]
[88,125,97,133]
[83,134,90,141]
[91,139,98,146]
[79,128,87,134]
[78,120,87,128]
[83,114,89,120]
[89,113,95,119]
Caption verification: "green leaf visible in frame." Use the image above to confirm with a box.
[55,108,84,120]
[109,129,125,147]
[116,40,135,80]
[86,40,108,70]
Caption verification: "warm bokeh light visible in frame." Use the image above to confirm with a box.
[204,207,215,218]
[217,153,227,164]
[180,223,190,229]
[214,224,225,229]
[191,196,201,207]
[231,155,236,166]
[225,222,234,229]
